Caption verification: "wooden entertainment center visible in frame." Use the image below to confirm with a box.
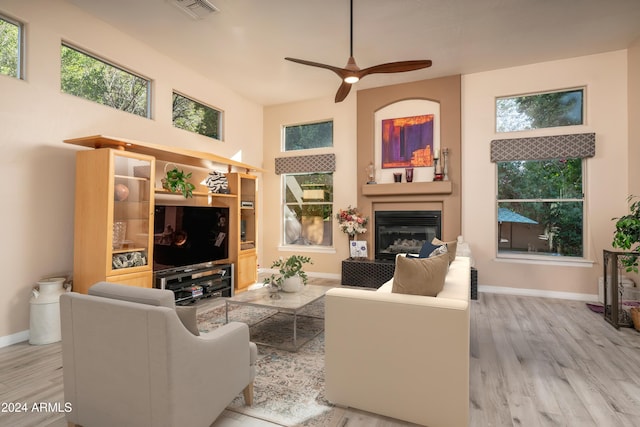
[65,135,262,297]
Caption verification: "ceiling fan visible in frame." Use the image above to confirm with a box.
[285,0,432,103]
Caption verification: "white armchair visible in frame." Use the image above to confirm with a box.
[61,282,257,427]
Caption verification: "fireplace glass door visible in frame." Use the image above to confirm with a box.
[375,211,441,260]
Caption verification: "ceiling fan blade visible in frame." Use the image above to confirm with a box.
[335,81,352,103]
[285,57,348,79]
[359,60,432,77]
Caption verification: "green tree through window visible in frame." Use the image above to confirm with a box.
[498,158,584,257]
[61,44,150,117]
[497,89,584,132]
[0,16,21,78]
[172,92,222,140]
[284,121,333,151]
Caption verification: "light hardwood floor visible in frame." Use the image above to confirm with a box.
[1,288,639,427]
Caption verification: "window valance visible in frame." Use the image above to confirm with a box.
[490,132,595,162]
[275,153,336,175]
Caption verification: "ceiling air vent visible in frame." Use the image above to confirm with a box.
[171,0,219,20]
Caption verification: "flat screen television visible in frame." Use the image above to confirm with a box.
[153,205,229,272]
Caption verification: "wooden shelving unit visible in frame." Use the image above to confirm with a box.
[65,135,263,294]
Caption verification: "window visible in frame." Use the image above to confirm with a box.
[172,92,222,140]
[284,120,333,151]
[60,43,150,118]
[496,88,584,132]
[283,173,333,247]
[0,14,22,79]
[497,158,584,258]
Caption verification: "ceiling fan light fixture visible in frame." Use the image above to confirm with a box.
[285,0,432,102]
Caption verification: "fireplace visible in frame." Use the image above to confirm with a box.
[375,211,442,261]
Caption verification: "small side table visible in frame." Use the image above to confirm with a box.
[341,258,395,289]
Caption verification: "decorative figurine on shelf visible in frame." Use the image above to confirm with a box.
[366,161,376,184]
[433,148,444,181]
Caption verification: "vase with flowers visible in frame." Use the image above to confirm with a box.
[336,206,369,257]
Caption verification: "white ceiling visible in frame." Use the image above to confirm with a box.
[67,0,640,106]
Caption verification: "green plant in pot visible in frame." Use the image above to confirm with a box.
[163,167,196,198]
[263,255,313,292]
[612,195,640,272]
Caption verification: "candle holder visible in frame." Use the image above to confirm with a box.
[442,148,449,181]
[433,158,443,181]
[405,167,414,183]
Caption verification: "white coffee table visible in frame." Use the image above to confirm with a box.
[225,284,330,351]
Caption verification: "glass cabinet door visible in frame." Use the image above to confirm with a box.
[110,153,153,273]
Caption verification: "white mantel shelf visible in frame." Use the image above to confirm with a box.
[362,180,452,197]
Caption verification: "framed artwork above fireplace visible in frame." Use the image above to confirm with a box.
[374,99,440,184]
[381,114,434,169]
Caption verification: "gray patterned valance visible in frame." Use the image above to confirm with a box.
[490,133,595,162]
[275,153,336,174]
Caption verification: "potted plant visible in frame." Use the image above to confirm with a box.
[263,255,313,292]
[612,195,640,272]
[162,167,196,198]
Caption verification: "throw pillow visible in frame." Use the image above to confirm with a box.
[176,306,200,336]
[418,241,446,258]
[433,237,457,264]
[391,252,449,297]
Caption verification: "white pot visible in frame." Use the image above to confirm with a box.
[282,276,303,293]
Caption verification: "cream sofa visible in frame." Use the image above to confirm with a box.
[325,255,471,427]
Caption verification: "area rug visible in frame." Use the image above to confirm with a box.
[197,299,341,427]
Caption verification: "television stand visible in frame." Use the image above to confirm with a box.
[154,263,234,305]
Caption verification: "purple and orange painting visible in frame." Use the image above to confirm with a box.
[381,114,434,168]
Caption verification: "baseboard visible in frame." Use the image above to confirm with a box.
[479,285,598,302]
[0,330,29,349]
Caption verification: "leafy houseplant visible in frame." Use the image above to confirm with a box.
[163,167,196,198]
[612,195,640,272]
[263,255,313,290]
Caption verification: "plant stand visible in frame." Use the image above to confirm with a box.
[602,250,639,328]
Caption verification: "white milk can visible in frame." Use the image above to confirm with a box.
[29,277,67,345]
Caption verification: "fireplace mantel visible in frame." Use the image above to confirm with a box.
[362,181,452,197]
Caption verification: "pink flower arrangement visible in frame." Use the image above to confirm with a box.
[336,206,369,236]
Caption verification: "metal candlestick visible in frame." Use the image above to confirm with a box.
[442,148,449,181]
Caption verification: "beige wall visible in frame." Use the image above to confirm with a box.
[262,96,357,275]
[0,0,263,342]
[629,38,640,197]
[462,50,629,297]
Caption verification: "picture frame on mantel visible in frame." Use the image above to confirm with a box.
[374,99,441,183]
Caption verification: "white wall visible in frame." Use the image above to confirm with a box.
[0,0,263,342]
[462,50,629,298]
[262,95,357,275]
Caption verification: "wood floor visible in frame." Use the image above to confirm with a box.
[1,288,639,427]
